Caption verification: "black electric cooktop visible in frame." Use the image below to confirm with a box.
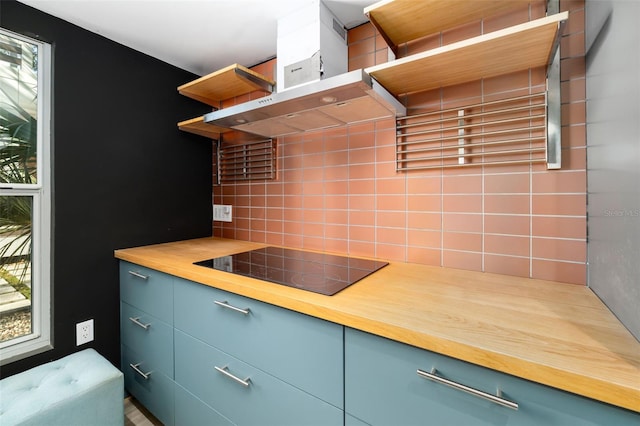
[193,247,388,296]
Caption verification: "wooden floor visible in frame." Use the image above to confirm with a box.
[124,397,163,426]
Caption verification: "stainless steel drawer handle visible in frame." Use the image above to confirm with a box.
[214,300,250,315]
[128,316,151,330]
[129,362,151,380]
[417,368,518,411]
[214,365,251,387]
[128,270,149,280]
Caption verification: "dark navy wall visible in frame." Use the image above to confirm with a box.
[1,0,213,376]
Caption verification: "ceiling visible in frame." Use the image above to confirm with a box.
[18,0,378,76]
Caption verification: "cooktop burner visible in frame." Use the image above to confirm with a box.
[194,247,388,296]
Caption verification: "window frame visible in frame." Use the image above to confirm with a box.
[0,28,52,365]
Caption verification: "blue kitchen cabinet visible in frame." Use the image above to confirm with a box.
[119,260,343,425]
[174,383,234,426]
[121,345,175,425]
[175,329,343,426]
[173,276,344,409]
[120,261,173,324]
[120,301,173,375]
[119,260,639,426]
[119,261,175,425]
[345,328,640,426]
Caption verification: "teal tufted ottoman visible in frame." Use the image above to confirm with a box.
[0,348,124,426]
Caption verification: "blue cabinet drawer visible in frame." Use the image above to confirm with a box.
[173,277,343,408]
[175,330,343,426]
[119,261,173,324]
[345,328,639,426]
[120,301,173,378]
[122,344,174,426]
[174,383,234,426]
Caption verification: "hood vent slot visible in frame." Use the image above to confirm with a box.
[332,18,346,41]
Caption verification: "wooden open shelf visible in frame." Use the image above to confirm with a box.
[177,63,275,107]
[178,116,227,139]
[178,63,275,139]
[364,0,544,50]
[365,12,567,97]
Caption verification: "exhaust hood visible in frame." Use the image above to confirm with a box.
[203,69,405,138]
[203,0,406,138]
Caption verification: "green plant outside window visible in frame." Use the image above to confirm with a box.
[0,30,39,344]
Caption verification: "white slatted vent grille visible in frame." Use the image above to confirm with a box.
[396,92,548,170]
[216,139,276,183]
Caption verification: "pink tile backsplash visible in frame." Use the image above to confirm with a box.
[213,1,587,285]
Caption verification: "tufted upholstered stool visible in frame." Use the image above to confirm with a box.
[0,348,124,426]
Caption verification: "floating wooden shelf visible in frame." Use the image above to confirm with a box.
[365,12,567,97]
[178,116,227,139]
[177,63,275,107]
[178,63,275,139]
[364,0,544,50]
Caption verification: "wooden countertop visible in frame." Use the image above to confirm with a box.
[115,237,640,413]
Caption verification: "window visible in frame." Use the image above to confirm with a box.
[0,28,52,364]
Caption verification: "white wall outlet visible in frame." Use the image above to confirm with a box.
[76,319,94,346]
[213,204,233,222]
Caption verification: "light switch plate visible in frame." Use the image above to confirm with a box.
[213,204,232,222]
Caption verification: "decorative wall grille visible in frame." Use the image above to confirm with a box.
[215,138,276,183]
[396,92,548,170]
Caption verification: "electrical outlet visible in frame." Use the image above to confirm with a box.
[76,319,94,346]
[213,204,233,222]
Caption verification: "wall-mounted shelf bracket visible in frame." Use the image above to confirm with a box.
[546,0,562,169]
[234,66,274,93]
[546,47,561,169]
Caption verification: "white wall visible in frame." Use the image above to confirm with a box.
[586,0,640,340]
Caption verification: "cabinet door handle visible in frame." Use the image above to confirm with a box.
[214,300,250,315]
[128,270,149,280]
[129,362,151,380]
[214,365,251,387]
[128,316,151,330]
[417,368,518,410]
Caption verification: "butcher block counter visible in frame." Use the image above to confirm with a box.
[114,237,640,413]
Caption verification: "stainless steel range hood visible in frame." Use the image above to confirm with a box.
[203,69,406,138]
[203,1,405,138]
